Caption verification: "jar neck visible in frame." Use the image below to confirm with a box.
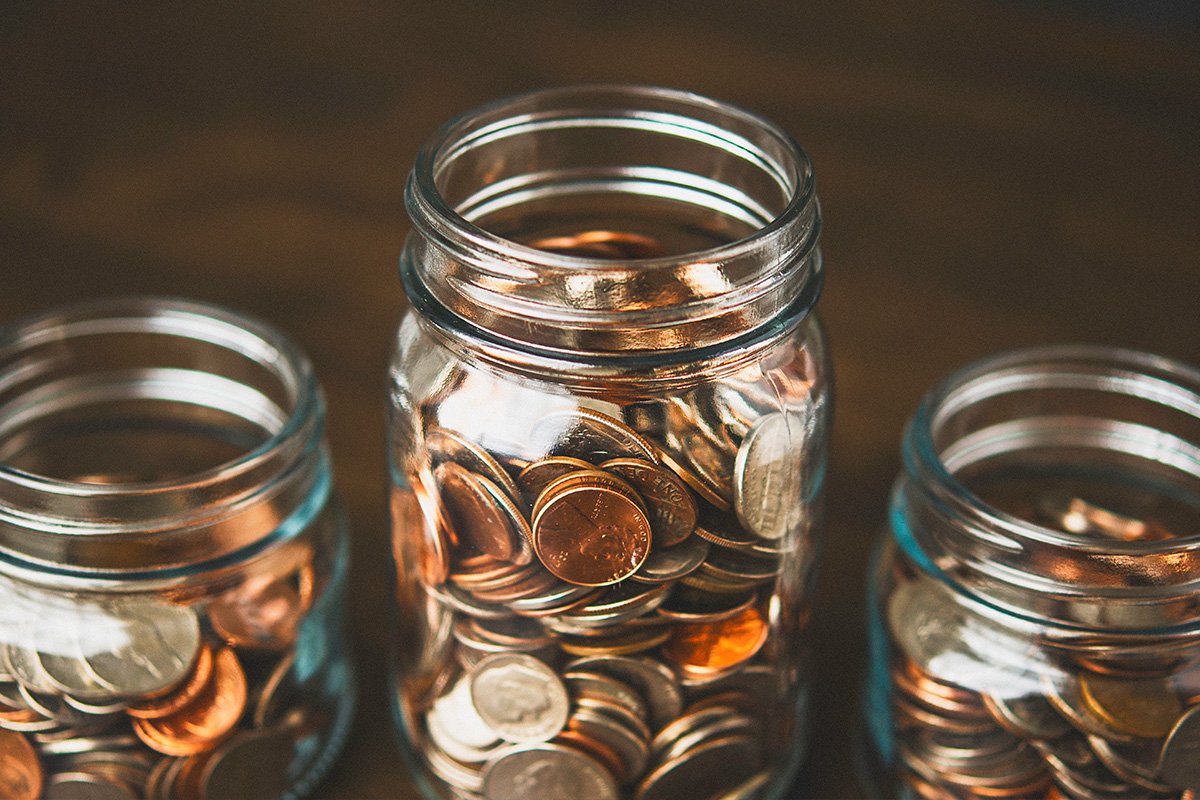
[0,297,329,582]
[894,346,1200,633]
[401,85,822,379]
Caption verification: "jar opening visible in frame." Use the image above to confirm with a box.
[900,346,1200,630]
[403,85,822,366]
[0,297,326,577]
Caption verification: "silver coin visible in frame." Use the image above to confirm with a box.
[1159,703,1200,789]
[5,637,58,695]
[563,670,648,722]
[0,679,28,709]
[37,732,142,757]
[82,600,201,698]
[425,740,486,793]
[480,742,618,800]
[630,537,710,585]
[200,729,296,800]
[981,692,1071,740]
[1087,734,1175,794]
[567,704,650,781]
[468,654,568,744]
[733,411,806,541]
[18,685,93,727]
[563,656,683,731]
[656,710,758,766]
[38,619,123,704]
[430,677,503,754]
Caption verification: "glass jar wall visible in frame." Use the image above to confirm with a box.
[388,86,831,800]
[0,298,355,800]
[865,346,1200,800]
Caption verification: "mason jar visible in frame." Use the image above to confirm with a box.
[387,86,831,800]
[0,298,355,800]
[865,346,1200,800]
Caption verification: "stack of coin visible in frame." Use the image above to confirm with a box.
[0,545,340,800]
[884,496,1200,800]
[397,392,816,799]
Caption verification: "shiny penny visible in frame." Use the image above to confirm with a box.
[132,647,247,757]
[601,458,697,547]
[662,605,769,676]
[0,728,43,800]
[518,457,594,502]
[436,462,530,565]
[532,483,651,587]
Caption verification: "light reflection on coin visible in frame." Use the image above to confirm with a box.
[83,601,201,699]
[734,412,806,541]
[469,654,569,744]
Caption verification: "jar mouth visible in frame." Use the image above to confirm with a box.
[403,85,822,364]
[0,297,327,578]
[900,345,1200,628]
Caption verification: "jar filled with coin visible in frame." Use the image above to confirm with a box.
[865,346,1200,800]
[0,298,355,800]
[388,86,831,800]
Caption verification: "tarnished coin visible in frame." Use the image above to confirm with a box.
[469,653,569,744]
[601,458,697,547]
[655,449,730,512]
[532,482,651,587]
[0,728,43,800]
[437,462,531,566]
[83,600,201,699]
[1079,673,1182,739]
[635,734,761,800]
[132,647,247,757]
[428,426,523,506]
[127,644,214,720]
[43,770,140,800]
[564,656,683,731]
[535,408,660,465]
[733,411,806,541]
[662,605,768,677]
[1159,703,1200,790]
[630,536,710,585]
[481,742,619,800]
[208,570,308,651]
[200,728,296,800]
[518,457,594,502]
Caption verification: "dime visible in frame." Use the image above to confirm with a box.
[83,600,201,699]
[428,426,523,506]
[437,462,531,565]
[127,644,215,720]
[534,409,660,465]
[132,647,247,757]
[0,728,42,800]
[601,458,697,547]
[468,654,569,744]
[1159,703,1200,790]
[480,742,619,800]
[734,412,806,541]
[630,536,710,584]
[532,481,651,587]
[1078,673,1182,739]
[662,605,768,677]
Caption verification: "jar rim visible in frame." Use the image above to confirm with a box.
[0,296,327,578]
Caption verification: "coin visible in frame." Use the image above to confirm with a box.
[531,470,645,522]
[635,734,761,800]
[480,742,619,800]
[0,728,42,800]
[518,457,594,503]
[1159,703,1200,789]
[564,656,683,732]
[200,728,296,800]
[599,458,697,548]
[532,481,651,587]
[208,572,306,651]
[1078,673,1182,739]
[43,770,140,800]
[662,605,768,677]
[733,412,806,541]
[468,654,569,744]
[127,644,215,720]
[437,462,531,566]
[535,409,660,465]
[567,705,649,783]
[132,647,247,757]
[83,600,201,699]
[428,426,524,506]
[630,536,710,585]
[655,449,730,512]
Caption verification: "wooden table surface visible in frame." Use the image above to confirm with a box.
[1,3,1196,797]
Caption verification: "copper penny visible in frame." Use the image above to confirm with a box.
[518,457,594,501]
[127,644,215,720]
[532,470,645,521]
[0,728,42,800]
[663,605,769,676]
[655,448,730,512]
[532,482,651,586]
[436,462,530,565]
[601,458,697,547]
[132,647,247,757]
[209,573,305,651]
[427,426,523,505]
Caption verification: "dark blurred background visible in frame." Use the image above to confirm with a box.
[1,3,1196,797]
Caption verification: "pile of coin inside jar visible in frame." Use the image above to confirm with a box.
[885,497,1200,800]
[0,541,328,800]
[395,374,815,800]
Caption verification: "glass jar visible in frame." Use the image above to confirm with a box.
[387,86,831,800]
[865,346,1200,800]
[0,298,355,800]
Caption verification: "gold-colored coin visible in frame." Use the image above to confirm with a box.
[0,729,42,800]
[655,448,730,512]
[427,426,523,506]
[518,456,593,502]
[531,470,645,521]
[1078,672,1182,738]
[532,481,651,586]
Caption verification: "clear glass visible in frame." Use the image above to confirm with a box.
[0,298,355,800]
[864,346,1200,800]
[388,86,831,800]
